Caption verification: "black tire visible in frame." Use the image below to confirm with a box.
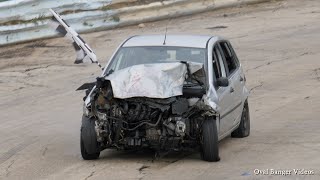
[80,116,100,160]
[231,100,250,138]
[201,118,220,162]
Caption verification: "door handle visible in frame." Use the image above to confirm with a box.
[230,87,234,93]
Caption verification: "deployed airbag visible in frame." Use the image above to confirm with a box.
[105,62,203,99]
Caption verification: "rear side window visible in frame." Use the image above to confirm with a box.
[219,42,239,75]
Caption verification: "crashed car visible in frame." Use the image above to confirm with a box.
[49,9,250,162]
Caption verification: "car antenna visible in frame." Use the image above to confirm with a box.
[163,27,168,45]
[163,18,171,45]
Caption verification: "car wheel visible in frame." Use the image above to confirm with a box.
[201,118,220,162]
[80,116,100,160]
[231,100,250,138]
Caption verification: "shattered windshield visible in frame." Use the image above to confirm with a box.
[106,46,206,73]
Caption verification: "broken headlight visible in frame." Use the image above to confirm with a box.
[83,103,91,117]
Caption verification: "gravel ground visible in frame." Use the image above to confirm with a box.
[0,0,320,179]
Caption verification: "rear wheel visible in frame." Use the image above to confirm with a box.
[80,116,100,160]
[201,118,220,162]
[231,100,250,138]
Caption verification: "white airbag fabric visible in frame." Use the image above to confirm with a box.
[105,62,203,99]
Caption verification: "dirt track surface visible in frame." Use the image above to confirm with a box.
[1,0,320,179]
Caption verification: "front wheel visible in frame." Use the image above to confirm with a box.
[80,116,100,160]
[201,118,220,162]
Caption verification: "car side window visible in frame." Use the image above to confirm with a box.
[212,46,227,88]
[227,42,240,67]
[219,42,238,76]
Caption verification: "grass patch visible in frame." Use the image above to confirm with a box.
[99,0,160,11]
[111,16,120,22]
[0,14,48,26]
[83,21,94,26]
[0,0,158,26]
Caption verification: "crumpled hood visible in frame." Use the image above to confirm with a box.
[105,62,203,99]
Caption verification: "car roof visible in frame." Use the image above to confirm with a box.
[122,35,220,48]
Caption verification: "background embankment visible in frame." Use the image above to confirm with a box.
[0,0,270,46]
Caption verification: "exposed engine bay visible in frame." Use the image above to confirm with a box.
[82,62,216,151]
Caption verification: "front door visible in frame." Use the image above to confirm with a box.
[211,45,235,135]
[218,41,243,129]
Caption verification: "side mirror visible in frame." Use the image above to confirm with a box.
[217,77,229,87]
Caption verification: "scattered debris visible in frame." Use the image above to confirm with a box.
[25,64,52,72]
[42,146,48,156]
[206,25,228,29]
[138,23,146,28]
[313,68,320,81]
[84,171,95,180]
[300,52,309,56]
[138,165,150,173]
[13,87,25,91]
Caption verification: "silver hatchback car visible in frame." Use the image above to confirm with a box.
[82,35,250,162]
[50,9,250,162]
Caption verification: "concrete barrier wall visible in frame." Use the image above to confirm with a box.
[0,0,270,46]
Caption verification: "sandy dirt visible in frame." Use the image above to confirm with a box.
[1,0,320,179]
